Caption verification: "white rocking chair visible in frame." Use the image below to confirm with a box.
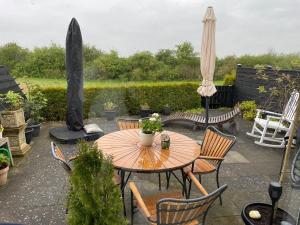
[246,90,299,148]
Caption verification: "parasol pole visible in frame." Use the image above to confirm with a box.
[279,96,300,184]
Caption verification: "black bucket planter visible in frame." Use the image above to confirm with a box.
[25,128,34,144]
[140,109,151,118]
[162,106,171,116]
[27,122,41,137]
[241,203,296,225]
[104,110,117,121]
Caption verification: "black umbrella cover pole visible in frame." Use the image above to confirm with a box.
[205,96,209,128]
[66,18,84,131]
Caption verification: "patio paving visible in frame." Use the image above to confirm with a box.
[0,114,299,225]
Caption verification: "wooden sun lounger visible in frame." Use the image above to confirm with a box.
[163,104,240,132]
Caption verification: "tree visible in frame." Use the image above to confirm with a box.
[175,42,196,63]
[155,49,177,66]
[83,44,103,64]
[0,43,29,71]
[12,44,65,78]
[67,141,127,225]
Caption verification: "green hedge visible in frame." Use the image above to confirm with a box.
[42,82,200,121]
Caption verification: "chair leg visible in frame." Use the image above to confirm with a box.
[216,169,222,205]
[188,178,192,199]
[166,172,170,189]
[158,173,161,190]
[131,191,134,225]
[198,174,202,183]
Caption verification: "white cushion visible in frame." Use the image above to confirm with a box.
[255,118,288,131]
[84,124,103,134]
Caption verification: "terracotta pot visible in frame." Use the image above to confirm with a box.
[0,108,25,128]
[140,131,155,146]
[0,165,9,186]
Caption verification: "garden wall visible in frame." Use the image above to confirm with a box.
[235,65,300,111]
[42,83,202,121]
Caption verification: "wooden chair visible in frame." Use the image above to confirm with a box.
[130,172,227,225]
[247,89,299,148]
[181,126,236,205]
[51,141,74,175]
[51,141,121,184]
[117,118,140,130]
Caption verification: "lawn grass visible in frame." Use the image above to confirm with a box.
[17,77,224,89]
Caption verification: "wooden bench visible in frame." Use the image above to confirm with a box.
[163,104,240,132]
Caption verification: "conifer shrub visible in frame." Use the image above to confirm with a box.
[67,141,127,225]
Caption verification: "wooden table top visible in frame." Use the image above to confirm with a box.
[95,129,200,173]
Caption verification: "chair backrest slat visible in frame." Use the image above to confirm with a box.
[157,185,227,225]
[51,142,72,174]
[201,126,236,165]
[282,90,299,121]
[117,119,140,130]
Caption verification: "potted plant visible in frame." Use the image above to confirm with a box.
[103,101,118,120]
[0,91,25,128]
[162,104,172,115]
[24,84,48,137]
[67,141,127,225]
[0,153,9,186]
[0,125,3,138]
[139,113,163,146]
[140,102,151,118]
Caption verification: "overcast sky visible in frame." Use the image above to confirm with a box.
[0,0,299,57]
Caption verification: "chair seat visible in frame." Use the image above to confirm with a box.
[137,192,182,221]
[255,118,288,131]
[114,172,121,185]
[184,159,216,174]
[137,192,200,224]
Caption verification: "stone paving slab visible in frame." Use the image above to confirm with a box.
[0,116,299,225]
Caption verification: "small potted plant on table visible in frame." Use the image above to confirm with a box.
[0,153,9,186]
[140,102,151,118]
[139,113,163,146]
[24,84,48,137]
[104,101,118,120]
[0,91,25,128]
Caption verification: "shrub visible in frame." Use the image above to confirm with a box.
[240,101,257,121]
[41,82,201,121]
[0,91,24,111]
[67,141,127,225]
[184,107,205,114]
[223,70,236,86]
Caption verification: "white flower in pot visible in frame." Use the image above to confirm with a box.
[139,113,163,146]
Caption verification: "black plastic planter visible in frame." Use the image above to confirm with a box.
[27,122,41,137]
[25,128,34,144]
[241,203,296,225]
[140,109,151,118]
[104,110,117,121]
[162,106,171,116]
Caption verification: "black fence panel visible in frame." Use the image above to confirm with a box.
[235,65,300,112]
[201,85,234,109]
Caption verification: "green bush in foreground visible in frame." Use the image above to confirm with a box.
[240,100,257,121]
[42,82,201,121]
[67,141,127,225]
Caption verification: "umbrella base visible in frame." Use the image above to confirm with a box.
[49,126,103,144]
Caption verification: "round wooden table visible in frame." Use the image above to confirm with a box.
[96,129,200,173]
[96,129,200,215]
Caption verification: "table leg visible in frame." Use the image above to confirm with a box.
[120,170,132,217]
[181,169,187,197]
[120,170,126,216]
